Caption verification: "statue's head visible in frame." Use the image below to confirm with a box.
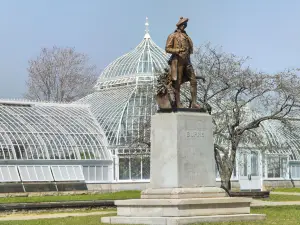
[176,17,188,31]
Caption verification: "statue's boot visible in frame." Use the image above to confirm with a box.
[190,82,201,109]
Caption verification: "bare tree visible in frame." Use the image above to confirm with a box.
[25,46,98,102]
[191,43,300,191]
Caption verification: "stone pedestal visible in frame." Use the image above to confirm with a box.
[101,111,265,224]
[149,112,216,189]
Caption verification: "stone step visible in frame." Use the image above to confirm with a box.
[102,214,266,225]
[141,187,228,199]
[115,197,252,217]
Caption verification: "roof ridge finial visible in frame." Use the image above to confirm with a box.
[144,17,151,39]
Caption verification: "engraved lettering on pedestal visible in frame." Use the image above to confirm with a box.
[186,130,205,138]
[183,119,207,140]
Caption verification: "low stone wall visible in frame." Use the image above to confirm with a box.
[86,182,151,192]
[0,190,106,198]
[263,180,300,190]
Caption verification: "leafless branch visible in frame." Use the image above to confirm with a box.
[24,46,98,102]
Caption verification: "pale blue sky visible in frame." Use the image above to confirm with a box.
[0,0,299,98]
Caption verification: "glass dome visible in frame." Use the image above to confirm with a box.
[94,18,169,90]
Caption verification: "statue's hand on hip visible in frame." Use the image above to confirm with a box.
[175,48,185,54]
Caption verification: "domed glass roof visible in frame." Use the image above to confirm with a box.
[96,18,169,82]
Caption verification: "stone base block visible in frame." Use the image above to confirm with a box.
[114,198,252,217]
[141,187,228,199]
[149,112,217,189]
[101,214,266,225]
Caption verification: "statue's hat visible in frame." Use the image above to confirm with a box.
[176,17,189,27]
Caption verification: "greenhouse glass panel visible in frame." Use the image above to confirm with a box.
[51,165,84,181]
[96,166,103,181]
[291,163,300,178]
[18,165,53,181]
[89,166,96,181]
[103,166,108,181]
[0,166,20,182]
[83,166,104,182]
[119,158,130,180]
[51,166,63,181]
[130,156,141,179]
[82,166,89,181]
[142,156,150,179]
[267,156,288,178]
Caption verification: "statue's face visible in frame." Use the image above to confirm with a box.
[183,22,188,29]
[179,22,188,31]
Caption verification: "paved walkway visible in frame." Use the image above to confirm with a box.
[251,199,300,207]
[0,211,115,221]
[250,192,300,207]
[271,191,300,196]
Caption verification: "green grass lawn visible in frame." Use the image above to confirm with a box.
[0,191,140,204]
[264,194,300,201]
[0,206,299,225]
[273,187,300,193]
[3,190,300,204]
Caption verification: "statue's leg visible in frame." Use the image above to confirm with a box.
[186,64,201,109]
[175,60,184,108]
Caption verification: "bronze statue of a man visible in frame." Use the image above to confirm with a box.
[165,17,201,109]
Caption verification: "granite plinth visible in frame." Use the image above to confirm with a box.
[101,197,266,224]
[102,214,265,225]
[150,112,216,189]
[114,197,252,217]
[141,187,227,199]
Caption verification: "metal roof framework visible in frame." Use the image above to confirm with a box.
[0,100,113,183]
[0,100,111,161]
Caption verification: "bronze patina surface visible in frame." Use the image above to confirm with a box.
[156,17,205,110]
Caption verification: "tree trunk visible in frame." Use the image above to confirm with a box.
[218,162,233,194]
[214,147,232,193]
[221,177,231,191]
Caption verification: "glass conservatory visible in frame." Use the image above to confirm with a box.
[0,99,112,192]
